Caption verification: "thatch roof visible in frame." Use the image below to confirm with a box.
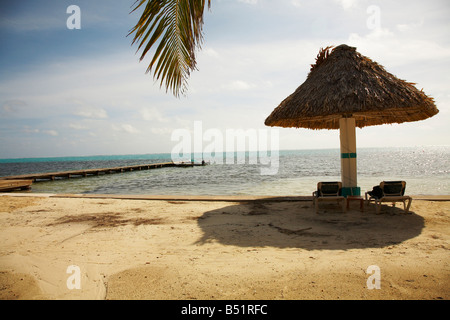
[265,44,439,129]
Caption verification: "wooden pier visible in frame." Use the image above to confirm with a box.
[0,161,207,185]
[0,179,33,192]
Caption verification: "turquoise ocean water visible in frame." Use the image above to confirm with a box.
[0,146,448,196]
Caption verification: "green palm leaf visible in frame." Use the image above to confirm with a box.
[129,0,211,97]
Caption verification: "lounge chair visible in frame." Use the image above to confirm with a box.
[365,181,412,214]
[312,182,346,214]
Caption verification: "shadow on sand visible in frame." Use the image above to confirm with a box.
[195,197,424,250]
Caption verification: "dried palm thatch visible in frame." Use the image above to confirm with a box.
[265,44,438,129]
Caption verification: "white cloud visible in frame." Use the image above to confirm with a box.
[21,127,58,137]
[334,0,358,10]
[43,130,58,136]
[347,27,450,69]
[150,127,173,135]
[223,80,256,91]
[348,27,394,44]
[238,0,258,4]
[1,99,27,113]
[74,106,108,119]
[397,20,424,33]
[23,126,39,134]
[69,123,87,130]
[1,15,62,32]
[291,0,302,8]
[112,124,139,134]
[203,48,220,58]
[140,107,169,122]
[122,124,139,134]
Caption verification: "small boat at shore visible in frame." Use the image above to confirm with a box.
[0,179,33,192]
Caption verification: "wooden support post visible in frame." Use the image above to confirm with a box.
[339,117,360,197]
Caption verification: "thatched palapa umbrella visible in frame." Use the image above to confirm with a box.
[265,44,439,196]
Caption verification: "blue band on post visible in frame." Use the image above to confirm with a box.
[342,187,361,197]
[341,153,357,159]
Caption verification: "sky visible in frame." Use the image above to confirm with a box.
[0,0,449,159]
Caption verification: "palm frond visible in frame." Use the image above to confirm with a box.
[129,0,211,97]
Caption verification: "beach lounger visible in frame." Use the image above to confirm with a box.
[312,182,346,214]
[365,181,412,214]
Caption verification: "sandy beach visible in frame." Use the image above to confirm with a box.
[0,193,448,300]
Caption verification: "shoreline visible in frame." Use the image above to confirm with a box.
[2,192,450,201]
[0,193,449,300]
